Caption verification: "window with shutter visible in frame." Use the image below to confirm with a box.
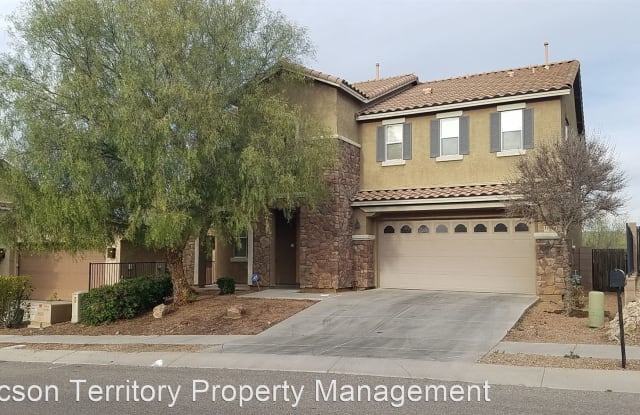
[378,122,411,164]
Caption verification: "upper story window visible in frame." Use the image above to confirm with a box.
[376,119,412,165]
[440,118,459,156]
[501,110,523,151]
[490,105,534,155]
[430,113,469,160]
[385,124,403,160]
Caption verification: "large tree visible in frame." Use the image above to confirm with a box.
[507,132,626,313]
[0,0,335,304]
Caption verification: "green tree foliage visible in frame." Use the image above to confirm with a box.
[582,216,627,249]
[0,0,335,304]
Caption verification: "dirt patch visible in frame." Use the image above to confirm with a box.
[505,292,639,346]
[481,352,640,371]
[0,343,206,353]
[0,293,315,336]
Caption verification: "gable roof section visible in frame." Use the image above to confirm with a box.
[292,64,417,103]
[358,60,581,118]
[351,184,510,206]
[352,74,419,100]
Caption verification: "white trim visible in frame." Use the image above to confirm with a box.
[436,154,464,162]
[336,135,361,148]
[352,194,510,207]
[436,110,463,119]
[230,257,248,263]
[497,102,527,112]
[247,228,254,285]
[381,159,406,167]
[497,149,527,157]
[382,117,406,125]
[356,89,571,121]
[360,202,507,213]
[352,234,376,241]
[534,232,560,239]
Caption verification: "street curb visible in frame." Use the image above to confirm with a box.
[1,349,638,394]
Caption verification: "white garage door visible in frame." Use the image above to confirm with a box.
[378,219,536,294]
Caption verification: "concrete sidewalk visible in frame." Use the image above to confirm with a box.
[0,345,639,395]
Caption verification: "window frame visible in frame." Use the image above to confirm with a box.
[384,123,404,162]
[500,109,523,151]
[439,117,460,157]
[232,232,248,259]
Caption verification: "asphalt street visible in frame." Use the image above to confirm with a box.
[0,362,636,415]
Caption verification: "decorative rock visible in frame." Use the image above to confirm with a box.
[608,301,640,342]
[225,305,246,319]
[153,304,168,319]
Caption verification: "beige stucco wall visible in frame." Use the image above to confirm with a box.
[360,98,564,190]
[561,90,579,135]
[336,94,362,143]
[287,81,339,135]
[19,250,106,301]
[119,240,166,263]
[214,240,247,284]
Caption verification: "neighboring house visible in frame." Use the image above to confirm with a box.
[213,59,584,300]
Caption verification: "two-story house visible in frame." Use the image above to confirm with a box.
[213,60,584,299]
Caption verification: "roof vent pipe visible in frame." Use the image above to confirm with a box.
[376,63,380,80]
[544,42,549,68]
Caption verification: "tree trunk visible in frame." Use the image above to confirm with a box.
[166,248,192,306]
[561,238,573,315]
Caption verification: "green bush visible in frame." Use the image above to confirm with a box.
[0,276,32,328]
[216,276,235,295]
[80,274,172,325]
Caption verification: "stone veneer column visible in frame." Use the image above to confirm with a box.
[535,237,568,302]
[252,214,273,286]
[353,238,375,289]
[298,139,360,291]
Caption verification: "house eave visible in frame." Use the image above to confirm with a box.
[351,194,510,207]
[356,89,572,121]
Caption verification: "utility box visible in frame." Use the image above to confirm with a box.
[28,301,72,328]
[71,291,86,323]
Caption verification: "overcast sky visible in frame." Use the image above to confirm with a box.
[2,0,640,222]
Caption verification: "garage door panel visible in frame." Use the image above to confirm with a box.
[378,220,536,294]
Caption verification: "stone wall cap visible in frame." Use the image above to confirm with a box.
[534,232,560,240]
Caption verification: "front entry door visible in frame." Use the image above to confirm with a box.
[275,210,297,285]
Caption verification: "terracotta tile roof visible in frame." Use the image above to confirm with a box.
[351,184,510,203]
[359,60,580,116]
[352,74,418,100]
[293,64,416,102]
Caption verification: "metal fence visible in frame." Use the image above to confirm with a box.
[591,249,627,292]
[89,262,169,291]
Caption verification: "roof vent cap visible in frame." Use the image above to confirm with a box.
[422,87,432,95]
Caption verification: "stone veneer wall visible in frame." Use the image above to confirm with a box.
[298,139,361,290]
[535,238,569,301]
[353,239,375,289]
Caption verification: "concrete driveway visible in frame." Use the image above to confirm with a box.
[224,289,536,361]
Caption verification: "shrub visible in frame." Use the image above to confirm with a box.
[80,274,172,325]
[216,276,235,295]
[0,276,32,328]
